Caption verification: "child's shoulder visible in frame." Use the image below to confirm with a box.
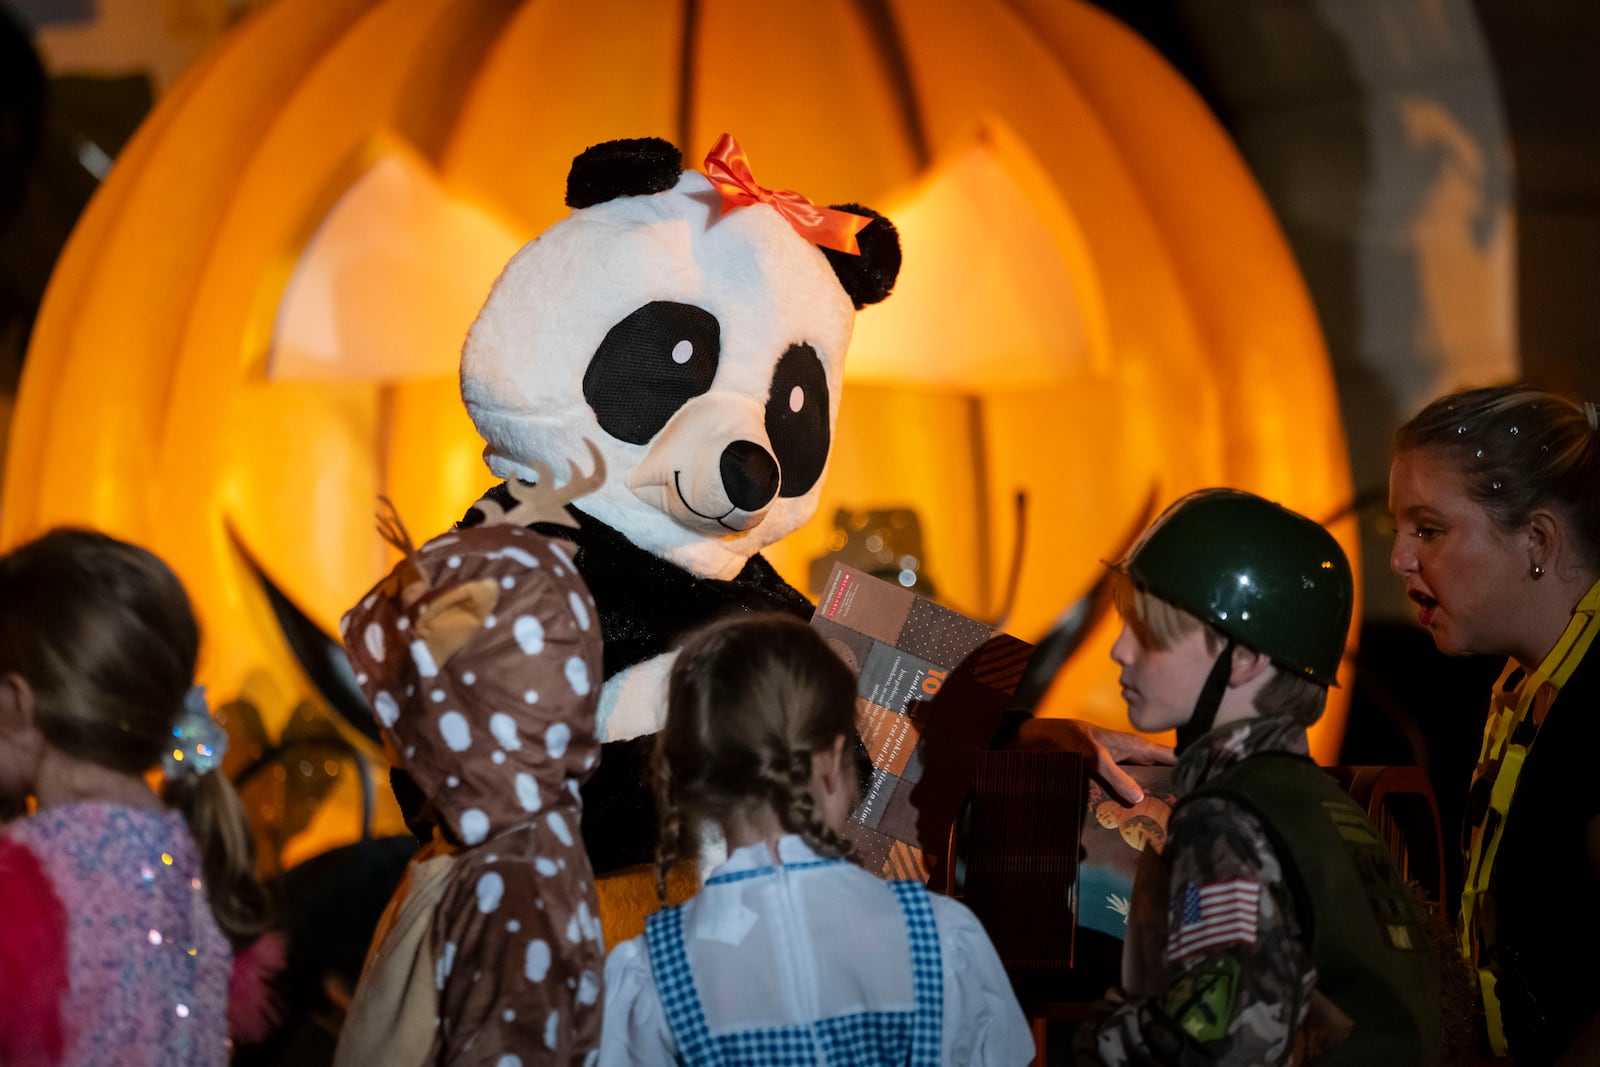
[5,802,198,878]
[8,799,184,838]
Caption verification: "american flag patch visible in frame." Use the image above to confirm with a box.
[1166,880,1261,961]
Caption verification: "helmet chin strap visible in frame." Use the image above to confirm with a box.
[1175,638,1236,756]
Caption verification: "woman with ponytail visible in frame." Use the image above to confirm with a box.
[599,613,1033,1066]
[0,528,272,1066]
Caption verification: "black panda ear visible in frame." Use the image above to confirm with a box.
[565,137,683,208]
[820,205,901,309]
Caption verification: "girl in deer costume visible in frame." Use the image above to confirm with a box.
[334,452,608,1066]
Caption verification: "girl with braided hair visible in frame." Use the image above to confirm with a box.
[598,613,1032,1066]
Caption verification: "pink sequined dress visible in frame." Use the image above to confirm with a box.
[1,802,232,1066]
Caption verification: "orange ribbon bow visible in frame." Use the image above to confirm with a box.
[703,133,870,255]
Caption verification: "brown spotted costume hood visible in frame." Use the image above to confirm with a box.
[344,520,601,846]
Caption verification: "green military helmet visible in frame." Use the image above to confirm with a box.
[1118,488,1352,686]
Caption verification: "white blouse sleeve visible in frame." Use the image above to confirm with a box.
[932,896,1036,1066]
[597,934,678,1067]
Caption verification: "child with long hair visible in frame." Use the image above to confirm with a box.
[599,613,1033,1066]
[0,528,271,1066]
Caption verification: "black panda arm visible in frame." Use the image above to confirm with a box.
[579,735,660,875]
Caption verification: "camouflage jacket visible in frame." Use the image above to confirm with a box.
[1077,717,1316,1066]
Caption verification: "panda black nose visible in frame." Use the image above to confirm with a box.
[720,440,780,512]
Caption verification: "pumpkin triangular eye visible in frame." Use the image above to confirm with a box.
[270,143,522,383]
[844,119,1104,392]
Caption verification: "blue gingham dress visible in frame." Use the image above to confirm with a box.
[599,836,1033,1066]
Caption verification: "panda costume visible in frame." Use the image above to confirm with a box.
[457,136,901,877]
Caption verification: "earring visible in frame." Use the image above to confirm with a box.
[1532,564,1545,579]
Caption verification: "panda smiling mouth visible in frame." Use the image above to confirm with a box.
[674,471,745,532]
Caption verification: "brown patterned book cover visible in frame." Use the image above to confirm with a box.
[813,563,1026,884]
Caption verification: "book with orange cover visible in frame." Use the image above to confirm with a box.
[812,563,1031,884]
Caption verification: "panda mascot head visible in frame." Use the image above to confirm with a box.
[461,135,901,582]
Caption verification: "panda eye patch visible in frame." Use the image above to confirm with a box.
[584,301,720,445]
[766,344,831,498]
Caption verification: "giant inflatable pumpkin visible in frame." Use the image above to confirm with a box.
[3,0,1357,865]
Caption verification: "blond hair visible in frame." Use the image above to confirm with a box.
[1111,573,1328,726]
[654,613,858,902]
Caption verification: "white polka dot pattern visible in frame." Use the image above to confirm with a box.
[515,773,542,813]
[477,872,504,914]
[565,657,590,696]
[568,591,590,631]
[364,622,385,661]
[410,639,440,678]
[525,939,551,982]
[458,809,488,845]
[486,545,539,568]
[489,713,522,751]
[436,941,457,990]
[374,691,399,727]
[576,900,601,943]
[439,712,472,752]
[514,615,544,655]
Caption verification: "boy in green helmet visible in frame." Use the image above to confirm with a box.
[1075,489,1442,1066]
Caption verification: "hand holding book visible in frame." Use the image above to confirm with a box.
[1004,717,1174,804]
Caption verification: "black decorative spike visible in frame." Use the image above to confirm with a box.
[565,137,683,208]
[820,204,902,309]
[1005,486,1162,714]
[225,523,382,746]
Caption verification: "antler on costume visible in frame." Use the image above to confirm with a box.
[475,439,607,529]
[375,495,433,605]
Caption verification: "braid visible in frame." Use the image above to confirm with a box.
[765,750,858,864]
[653,741,684,905]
